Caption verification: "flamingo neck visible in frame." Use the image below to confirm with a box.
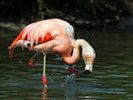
[63,39,96,72]
[62,41,80,64]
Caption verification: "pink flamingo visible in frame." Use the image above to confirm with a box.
[8,18,96,87]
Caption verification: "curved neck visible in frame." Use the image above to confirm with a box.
[62,41,80,64]
[63,39,96,72]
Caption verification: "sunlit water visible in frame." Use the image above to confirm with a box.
[0,28,133,100]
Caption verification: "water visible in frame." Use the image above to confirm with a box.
[0,28,133,100]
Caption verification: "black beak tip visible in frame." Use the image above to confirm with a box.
[79,70,91,77]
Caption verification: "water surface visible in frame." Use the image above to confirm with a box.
[0,28,133,100]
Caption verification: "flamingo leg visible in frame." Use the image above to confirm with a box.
[42,53,48,88]
[28,52,39,68]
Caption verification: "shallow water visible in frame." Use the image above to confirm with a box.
[0,29,133,100]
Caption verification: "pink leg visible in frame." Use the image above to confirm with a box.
[42,75,48,88]
[28,52,38,68]
[42,53,48,88]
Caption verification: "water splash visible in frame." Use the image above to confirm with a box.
[61,74,76,100]
[61,73,75,87]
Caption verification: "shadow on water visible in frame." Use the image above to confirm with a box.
[0,25,133,100]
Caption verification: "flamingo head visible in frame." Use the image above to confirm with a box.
[8,40,34,58]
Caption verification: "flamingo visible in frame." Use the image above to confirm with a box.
[8,18,96,87]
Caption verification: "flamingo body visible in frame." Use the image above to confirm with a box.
[8,18,96,87]
[8,19,75,59]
